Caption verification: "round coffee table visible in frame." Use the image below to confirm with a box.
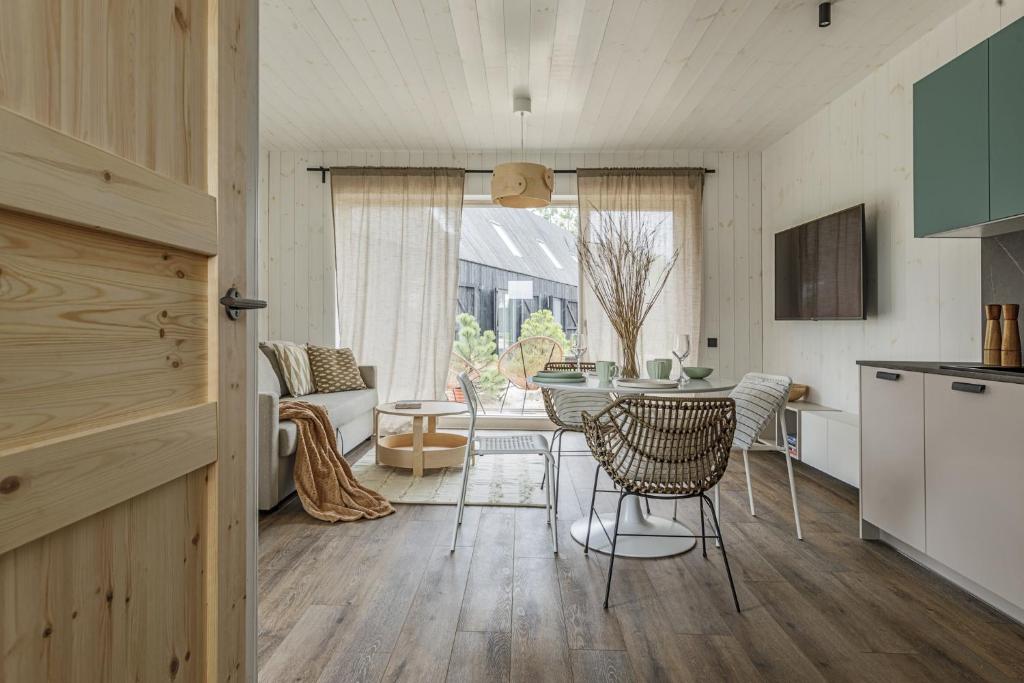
[373,401,468,477]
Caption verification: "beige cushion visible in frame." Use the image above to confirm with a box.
[263,341,314,396]
[306,344,367,392]
[276,389,378,457]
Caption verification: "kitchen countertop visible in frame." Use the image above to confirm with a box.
[857,360,1024,385]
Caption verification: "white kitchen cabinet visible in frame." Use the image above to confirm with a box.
[924,374,1024,610]
[860,367,926,552]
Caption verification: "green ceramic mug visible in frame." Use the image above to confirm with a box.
[596,360,619,386]
[646,358,673,380]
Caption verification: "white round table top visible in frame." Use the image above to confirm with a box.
[375,400,468,417]
[531,375,737,394]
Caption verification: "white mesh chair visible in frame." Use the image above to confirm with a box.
[727,372,802,539]
[450,373,558,553]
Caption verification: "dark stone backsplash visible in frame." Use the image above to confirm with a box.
[982,231,1024,310]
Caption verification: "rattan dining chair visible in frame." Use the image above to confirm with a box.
[728,372,802,539]
[538,361,611,516]
[450,372,558,554]
[581,395,740,610]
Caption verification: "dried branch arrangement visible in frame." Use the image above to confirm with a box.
[577,206,678,378]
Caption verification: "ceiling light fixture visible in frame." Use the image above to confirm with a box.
[491,96,553,208]
[818,2,831,27]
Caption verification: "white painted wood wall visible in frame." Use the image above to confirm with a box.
[761,0,1024,415]
[257,149,764,380]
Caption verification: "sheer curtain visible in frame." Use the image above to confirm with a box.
[576,168,704,367]
[331,167,465,413]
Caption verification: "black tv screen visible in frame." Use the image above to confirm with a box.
[775,204,865,321]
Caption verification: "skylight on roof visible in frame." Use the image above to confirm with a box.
[490,221,522,257]
[537,240,563,269]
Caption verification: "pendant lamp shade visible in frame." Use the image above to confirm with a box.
[491,161,553,208]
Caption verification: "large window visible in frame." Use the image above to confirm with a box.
[448,204,579,414]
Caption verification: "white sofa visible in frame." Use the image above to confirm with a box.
[258,344,378,510]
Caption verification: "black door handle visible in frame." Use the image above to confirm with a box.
[219,287,267,320]
[951,381,985,394]
[876,371,900,381]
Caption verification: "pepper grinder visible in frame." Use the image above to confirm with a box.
[983,304,1002,366]
[1002,303,1021,368]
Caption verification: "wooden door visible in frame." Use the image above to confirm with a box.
[0,1,256,681]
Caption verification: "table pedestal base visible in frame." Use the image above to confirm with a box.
[569,496,698,558]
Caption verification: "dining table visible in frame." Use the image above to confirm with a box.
[531,373,739,559]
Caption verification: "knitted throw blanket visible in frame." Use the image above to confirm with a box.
[280,400,394,522]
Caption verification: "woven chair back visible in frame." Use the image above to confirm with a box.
[543,360,597,372]
[582,396,736,496]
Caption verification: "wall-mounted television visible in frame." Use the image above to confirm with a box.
[774,204,865,321]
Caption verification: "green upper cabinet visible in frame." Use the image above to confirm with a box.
[989,17,1024,222]
[913,41,990,238]
[913,16,1024,238]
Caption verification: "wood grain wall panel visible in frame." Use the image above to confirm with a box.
[760,0,1018,414]
[258,148,763,379]
[0,471,208,682]
[0,0,207,189]
[0,211,207,450]
[0,403,216,556]
[206,1,259,677]
[0,107,218,254]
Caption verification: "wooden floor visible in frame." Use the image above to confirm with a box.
[258,432,1024,682]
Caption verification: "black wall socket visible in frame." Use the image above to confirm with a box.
[707,337,718,348]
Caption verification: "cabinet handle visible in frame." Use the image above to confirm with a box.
[875,371,900,381]
[951,381,986,394]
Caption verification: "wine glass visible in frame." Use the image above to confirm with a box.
[672,334,691,382]
[569,332,587,372]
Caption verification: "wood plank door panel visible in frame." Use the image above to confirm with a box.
[0,1,255,680]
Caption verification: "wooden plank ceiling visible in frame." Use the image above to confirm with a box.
[260,0,970,153]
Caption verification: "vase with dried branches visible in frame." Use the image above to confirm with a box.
[577,206,678,378]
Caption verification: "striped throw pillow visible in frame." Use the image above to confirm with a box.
[729,373,791,450]
[263,341,315,397]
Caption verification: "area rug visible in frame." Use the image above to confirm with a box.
[350,451,547,508]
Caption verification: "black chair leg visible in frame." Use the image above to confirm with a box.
[603,491,627,609]
[644,496,651,515]
[699,495,708,558]
[703,493,741,613]
[583,463,601,554]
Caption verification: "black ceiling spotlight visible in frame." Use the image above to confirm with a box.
[819,1,831,27]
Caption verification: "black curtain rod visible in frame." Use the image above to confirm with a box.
[306,165,715,183]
